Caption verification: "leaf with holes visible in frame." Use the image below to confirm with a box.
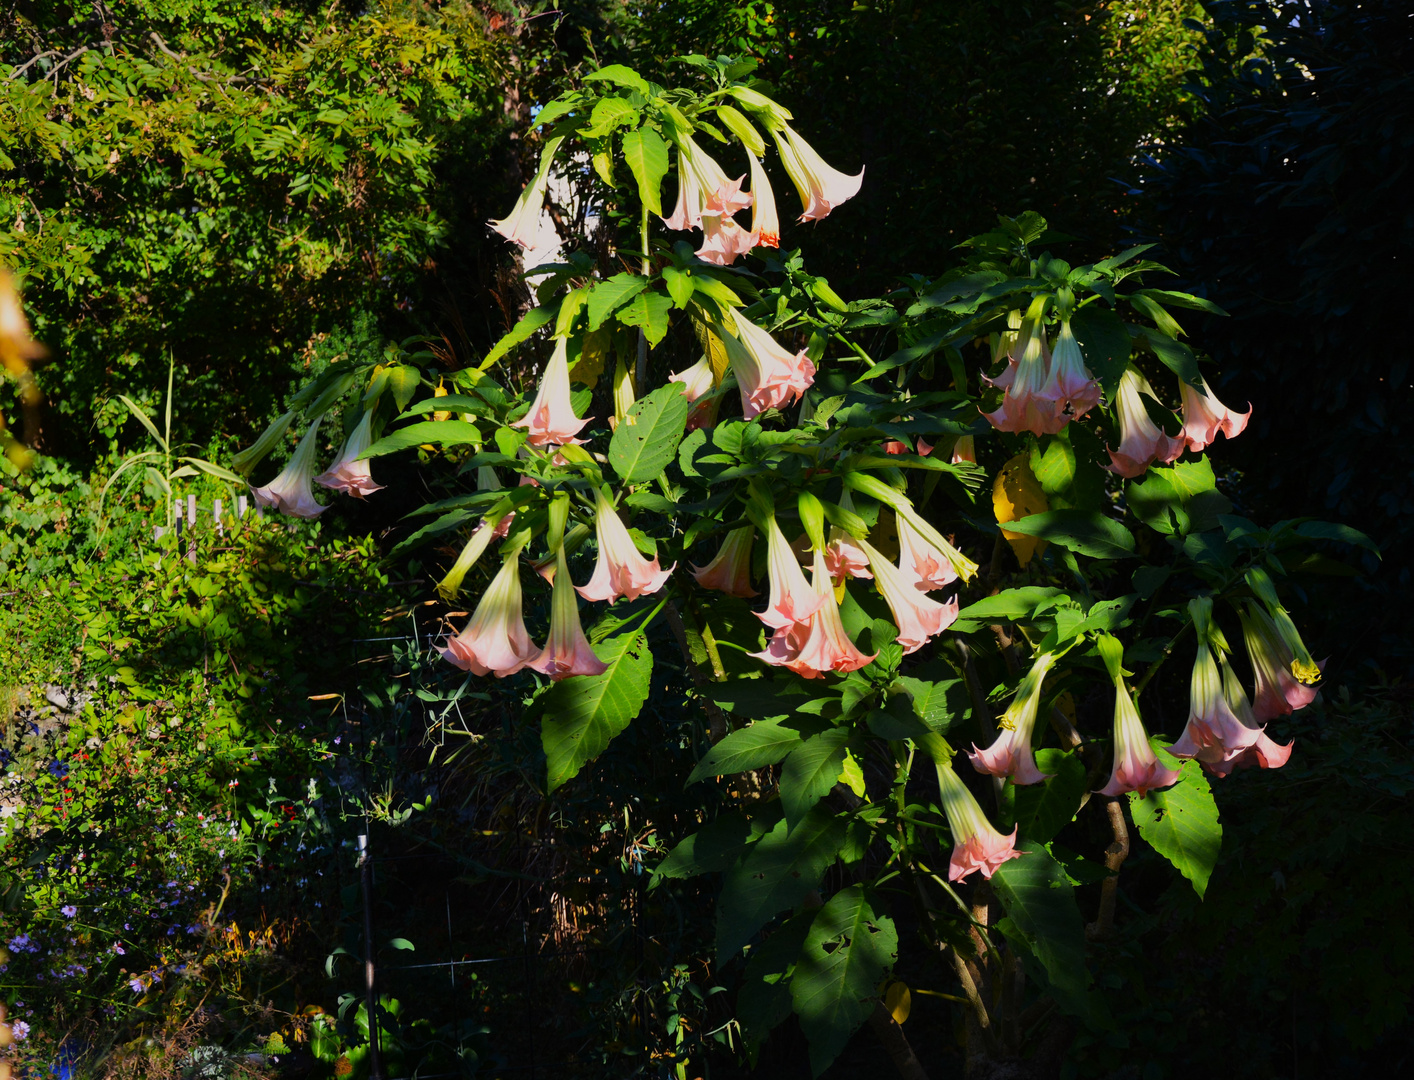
[1128,757,1221,898]
[615,289,674,347]
[790,885,898,1077]
[587,273,649,331]
[539,634,652,793]
[608,382,690,483]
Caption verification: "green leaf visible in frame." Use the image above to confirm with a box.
[661,266,694,309]
[1013,749,1087,843]
[1292,520,1381,557]
[1133,288,1227,316]
[953,587,1067,633]
[654,812,754,880]
[779,728,851,829]
[992,848,1110,1028]
[539,634,653,794]
[116,395,166,450]
[1069,305,1132,396]
[608,382,690,483]
[615,290,674,347]
[178,457,243,485]
[1003,510,1136,559]
[386,938,415,951]
[1128,457,1231,536]
[714,103,765,155]
[688,718,802,783]
[621,126,669,217]
[1029,436,1077,497]
[401,394,485,417]
[587,273,649,331]
[583,64,653,97]
[790,885,898,1077]
[1128,757,1221,898]
[717,807,845,959]
[738,913,813,1061]
[361,420,482,459]
[481,304,555,370]
[1142,328,1203,386]
[578,96,638,138]
[894,676,966,734]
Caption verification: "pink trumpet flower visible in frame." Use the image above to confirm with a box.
[770,123,864,222]
[934,758,1022,881]
[691,526,758,597]
[1241,605,1321,721]
[969,652,1059,785]
[697,214,757,266]
[314,408,385,498]
[577,491,674,603]
[721,310,815,419]
[489,136,563,248]
[1179,376,1250,453]
[747,151,781,248]
[251,416,329,519]
[1099,655,1182,797]
[1171,638,1263,768]
[663,134,751,232]
[669,355,717,430]
[824,527,872,584]
[755,516,825,629]
[1205,659,1293,777]
[512,337,591,447]
[860,538,957,654]
[753,549,874,678]
[1105,368,1184,478]
[442,547,538,677]
[529,548,609,681]
[951,435,976,465]
[1038,320,1101,423]
[895,512,966,591]
[984,317,1069,436]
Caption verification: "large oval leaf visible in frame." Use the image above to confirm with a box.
[1002,509,1136,559]
[539,633,652,793]
[609,382,690,483]
[1128,756,1221,898]
[361,420,482,459]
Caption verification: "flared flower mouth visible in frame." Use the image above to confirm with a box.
[511,337,592,448]
[442,544,538,678]
[1172,640,1262,766]
[968,652,1057,785]
[1179,375,1250,453]
[720,310,815,420]
[528,548,609,681]
[770,123,864,222]
[315,409,385,498]
[860,538,957,655]
[752,549,875,678]
[489,136,564,248]
[691,526,758,598]
[251,415,329,520]
[934,760,1022,881]
[576,490,674,603]
[1105,368,1184,478]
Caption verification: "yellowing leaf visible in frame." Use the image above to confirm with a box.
[884,980,912,1025]
[993,453,1049,567]
[837,750,866,799]
[570,327,611,390]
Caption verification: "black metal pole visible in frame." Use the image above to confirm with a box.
[358,833,386,1080]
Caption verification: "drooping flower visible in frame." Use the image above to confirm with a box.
[663,134,751,232]
[1171,633,1262,769]
[489,136,564,248]
[1105,368,1184,478]
[969,652,1059,785]
[1205,658,1293,777]
[753,549,875,678]
[895,511,972,591]
[437,506,512,602]
[442,546,538,677]
[314,408,385,498]
[529,548,609,681]
[697,214,757,266]
[824,526,872,584]
[747,150,781,248]
[1241,604,1321,721]
[669,354,717,430]
[512,337,591,447]
[951,435,976,465]
[1245,567,1323,686]
[1097,635,1181,797]
[232,409,296,475]
[1179,376,1250,453]
[691,526,758,597]
[934,756,1022,881]
[1038,319,1101,423]
[770,123,864,222]
[984,316,1068,436]
[755,516,825,629]
[251,415,329,519]
[720,310,815,420]
[577,490,674,603]
[860,538,957,654]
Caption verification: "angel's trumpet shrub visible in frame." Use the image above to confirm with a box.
[721,310,815,420]
[753,550,874,678]
[512,337,590,447]
[1241,604,1320,720]
[691,527,758,598]
[1105,368,1184,478]
[1171,625,1262,768]
[489,136,563,248]
[1039,319,1101,423]
[755,516,825,630]
[442,545,538,677]
[1179,376,1250,453]
[969,652,1058,785]
[1206,656,1293,777]
[771,123,864,222]
[984,316,1068,436]
[664,133,750,232]
[747,150,781,248]
[251,416,329,519]
[577,491,674,603]
[860,539,956,654]
[1097,635,1181,797]
[314,409,384,498]
[926,746,1022,881]
[529,548,609,681]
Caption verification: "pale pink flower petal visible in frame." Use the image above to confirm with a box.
[576,491,674,603]
[951,435,976,465]
[1242,605,1322,721]
[1105,368,1184,478]
[691,526,758,597]
[696,214,757,266]
[721,310,815,419]
[1179,376,1250,453]
[1171,641,1262,766]
[442,550,538,677]
[935,761,1022,881]
[754,516,824,629]
[1099,677,1181,797]
[489,136,564,248]
[251,416,329,519]
[824,530,873,584]
[1038,320,1101,423]
[528,549,609,681]
[747,150,781,248]
[511,337,591,447]
[771,123,864,222]
[860,538,957,654]
[968,653,1058,785]
[984,318,1069,436]
[752,550,874,678]
[314,408,385,498]
[896,513,959,591]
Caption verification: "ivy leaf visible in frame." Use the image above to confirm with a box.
[608,381,690,483]
[790,885,898,1077]
[539,634,653,794]
[717,807,846,959]
[779,728,851,829]
[992,848,1111,1028]
[615,289,674,347]
[1128,757,1222,898]
[361,420,481,458]
[688,717,802,783]
[620,126,669,217]
[1002,509,1136,559]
